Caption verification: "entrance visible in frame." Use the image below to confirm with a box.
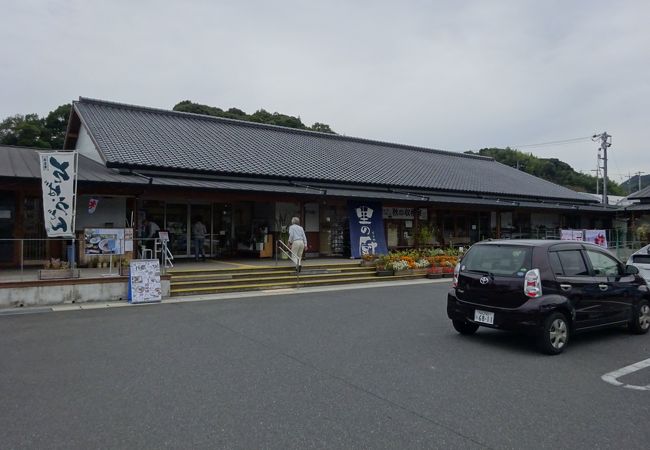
[0,195,15,263]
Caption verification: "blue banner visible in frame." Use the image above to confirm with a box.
[348,201,388,258]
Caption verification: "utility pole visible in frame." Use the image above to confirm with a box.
[635,171,645,192]
[592,132,612,205]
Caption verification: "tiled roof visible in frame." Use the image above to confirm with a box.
[0,145,148,185]
[73,97,596,203]
[628,185,650,200]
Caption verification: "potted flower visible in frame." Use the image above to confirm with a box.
[375,255,394,276]
[426,266,443,279]
[39,258,79,280]
[361,253,379,267]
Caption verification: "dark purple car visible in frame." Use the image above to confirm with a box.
[447,240,650,354]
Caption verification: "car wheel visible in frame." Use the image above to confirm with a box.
[629,300,650,335]
[452,319,479,335]
[537,312,569,355]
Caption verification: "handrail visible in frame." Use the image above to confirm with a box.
[275,240,302,272]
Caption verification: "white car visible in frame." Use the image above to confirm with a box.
[627,244,650,285]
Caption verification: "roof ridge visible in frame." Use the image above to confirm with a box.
[75,97,493,162]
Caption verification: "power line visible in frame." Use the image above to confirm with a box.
[510,135,593,149]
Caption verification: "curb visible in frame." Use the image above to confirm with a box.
[1,278,452,316]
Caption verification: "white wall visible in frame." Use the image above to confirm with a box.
[75,125,104,163]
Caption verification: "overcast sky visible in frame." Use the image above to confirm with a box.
[2,0,648,181]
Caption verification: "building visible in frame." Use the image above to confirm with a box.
[0,97,615,267]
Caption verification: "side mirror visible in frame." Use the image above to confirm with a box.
[625,265,639,275]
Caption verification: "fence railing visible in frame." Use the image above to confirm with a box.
[0,237,172,282]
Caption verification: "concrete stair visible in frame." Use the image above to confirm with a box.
[169,262,427,296]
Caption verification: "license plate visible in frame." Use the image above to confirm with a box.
[474,309,494,325]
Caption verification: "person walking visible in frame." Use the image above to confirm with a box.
[288,216,307,272]
[192,216,207,261]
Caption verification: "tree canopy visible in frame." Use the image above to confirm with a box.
[466,147,625,196]
[0,104,71,149]
[173,100,336,134]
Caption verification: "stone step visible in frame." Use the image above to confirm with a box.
[170,266,375,282]
[171,270,377,288]
[171,273,427,296]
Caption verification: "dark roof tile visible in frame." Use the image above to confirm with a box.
[74,97,595,203]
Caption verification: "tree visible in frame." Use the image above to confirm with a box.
[44,104,72,149]
[467,147,625,195]
[172,100,336,134]
[310,122,335,134]
[0,104,72,149]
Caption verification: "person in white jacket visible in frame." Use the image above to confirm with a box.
[288,217,307,272]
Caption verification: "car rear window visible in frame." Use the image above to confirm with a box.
[461,245,532,276]
[632,254,650,264]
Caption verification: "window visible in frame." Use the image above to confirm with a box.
[632,254,650,264]
[462,245,532,276]
[549,252,563,276]
[556,250,589,276]
[586,250,621,277]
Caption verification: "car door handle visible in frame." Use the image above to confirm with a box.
[598,284,608,291]
[560,284,572,291]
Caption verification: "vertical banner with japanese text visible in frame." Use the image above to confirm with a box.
[348,201,388,258]
[39,151,78,237]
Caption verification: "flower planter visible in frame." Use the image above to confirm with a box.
[411,268,429,276]
[396,269,414,275]
[38,269,80,280]
[442,272,454,278]
[426,273,443,279]
[361,259,377,267]
[376,269,395,277]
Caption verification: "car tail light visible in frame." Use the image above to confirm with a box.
[524,268,542,298]
[453,263,460,287]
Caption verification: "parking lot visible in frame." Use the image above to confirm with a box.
[1,281,649,449]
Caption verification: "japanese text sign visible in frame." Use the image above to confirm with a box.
[39,151,78,237]
[348,201,388,258]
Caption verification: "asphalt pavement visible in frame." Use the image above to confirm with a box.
[1,281,650,449]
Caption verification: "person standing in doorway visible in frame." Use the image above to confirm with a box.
[192,216,207,261]
[144,216,160,253]
[288,216,307,272]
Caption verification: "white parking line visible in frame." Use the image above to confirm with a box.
[601,358,650,390]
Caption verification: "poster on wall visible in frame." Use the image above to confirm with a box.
[128,259,162,303]
[39,151,78,237]
[560,230,584,241]
[585,229,608,248]
[84,228,125,255]
[348,201,388,258]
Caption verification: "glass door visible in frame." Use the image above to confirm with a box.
[165,203,188,257]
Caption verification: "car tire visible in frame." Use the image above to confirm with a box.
[537,312,569,355]
[628,300,650,335]
[452,319,479,335]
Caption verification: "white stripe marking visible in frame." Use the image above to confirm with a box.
[601,358,650,390]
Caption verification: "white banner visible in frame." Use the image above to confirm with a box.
[560,229,583,241]
[39,151,78,237]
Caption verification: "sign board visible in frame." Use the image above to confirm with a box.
[383,207,427,220]
[560,229,584,241]
[84,228,125,255]
[585,229,608,248]
[348,201,388,258]
[124,228,134,252]
[39,151,78,237]
[128,259,162,303]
